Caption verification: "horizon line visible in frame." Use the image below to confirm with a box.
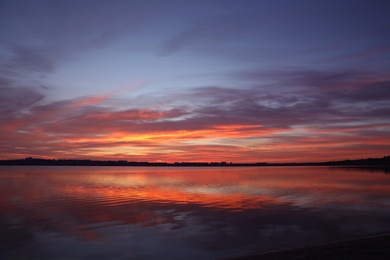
[0,155,389,166]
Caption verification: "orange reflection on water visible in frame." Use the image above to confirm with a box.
[1,166,389,243]
[63,184,286,212]
[2,166,389,208]
[52,166,390,216]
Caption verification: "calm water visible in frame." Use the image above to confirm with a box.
[0,166,389,259]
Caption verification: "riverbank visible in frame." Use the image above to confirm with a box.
[227,233,390,259]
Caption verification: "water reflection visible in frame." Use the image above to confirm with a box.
[0,166,389,259]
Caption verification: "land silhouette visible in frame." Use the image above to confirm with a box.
[0,156,389,169]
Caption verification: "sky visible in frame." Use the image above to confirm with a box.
[0,0,389,163]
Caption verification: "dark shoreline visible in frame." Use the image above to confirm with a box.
[226,233,390,260]
[0,156,389,168]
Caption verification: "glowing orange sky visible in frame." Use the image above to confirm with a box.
[1,88,389,162]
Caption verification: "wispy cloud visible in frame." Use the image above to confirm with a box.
[6,46,55,73]
[0,79,44,119]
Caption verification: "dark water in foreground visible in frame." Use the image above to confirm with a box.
[0,166,389,259]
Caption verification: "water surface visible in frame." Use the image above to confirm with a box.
[1,166,389,259]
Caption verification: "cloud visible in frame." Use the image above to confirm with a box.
[6,46,55,73]
[157,13,266,56]
[0,46,57,91]
[231,67,390,105]
[158,24,207,55]
[0,80,44,119]
[346,80,390,102]
[340,44,390,61]
[1,67,389,162]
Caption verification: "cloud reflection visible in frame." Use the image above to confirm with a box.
[1,167,389,255]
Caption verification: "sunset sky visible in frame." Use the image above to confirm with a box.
[1,0,389,163]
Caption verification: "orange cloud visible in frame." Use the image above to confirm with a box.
[1,70,390,162]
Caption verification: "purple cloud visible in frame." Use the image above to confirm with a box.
[7,46,55,73]
[0,80,44,119]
